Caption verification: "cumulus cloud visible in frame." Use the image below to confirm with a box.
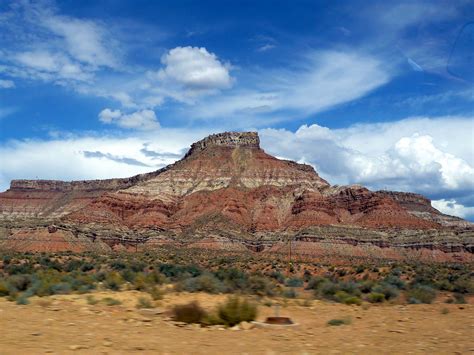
[260,115,474,219]
[153,46,233,95]
[432,199,474,220]
[98,109,160,130]
[0,79,15,88]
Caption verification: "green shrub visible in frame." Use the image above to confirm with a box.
[334,290,361,305]
[372,283,399,300]
[344,296,362,305]
[247,276,275,296]
[334,290,350,303]
[452,277,474,294]
[103,297,122,306]
[86,295,98,305]
[318,280,339,298]
[269,271,285,284]
[80,263,94,272]
[407,285,436,304]
[453,293,466,304]
[367,292,385,303]
[180,273,223,294]
[285,277,303,287]
[136,296,153,309]
[358,280,374,293]
[104,272,124,291]
[16,295,30,305]
[306,276,327,290]
[8,275,32,292]
[172,301,206,324]
[132,273,148,291]
[217,296,257,327]
[282,288,298,299]
[50,282,72,295]
[327,317,351,326]
[383,275,405,289]
[0,280,9,296]
[148,286,164,300]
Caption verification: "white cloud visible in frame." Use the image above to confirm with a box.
[99,108,160,130]
[257,44,276,52]
[190,50,391,121]
[155,46,233,95]
[42,15,118,68]
[260,115,474,218]
[432,199,474,220]
[98,108,122,123]
[0,129,210,192]
[16,51,61,72]
[0,79,15,88]
[0,2,119,86]
[0,107,17,119]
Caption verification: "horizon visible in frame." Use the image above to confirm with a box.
[0,0,473,221]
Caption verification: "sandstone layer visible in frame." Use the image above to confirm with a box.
[0,132,472,260]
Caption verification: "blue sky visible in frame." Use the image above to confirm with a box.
[0,0,473,220]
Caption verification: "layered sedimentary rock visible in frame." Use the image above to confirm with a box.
[0,132,472,260]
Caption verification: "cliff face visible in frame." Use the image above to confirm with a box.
[0,131,472,259]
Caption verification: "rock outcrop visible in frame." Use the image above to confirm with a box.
[0,131,472,260]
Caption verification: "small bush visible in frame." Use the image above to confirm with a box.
[306,276,327,290]
[344,296,362,305]
[103,297,122,306]
[180,274,223,294]
[372,283,399,301]
[104,272,124,291]
[136,296,153,309]
[148,286,164,300]
[407,285,436,304]
[333,290,361,305]
[86,295,98,305]
[453,293,466,304]
[16,295,30,305]
[0,280,9,296]
[282,288,298,299]
[285,277,303,287]
[452,278,474,294]
[8,275,32,292]
[172,301,206,324]
[327,317,351,326]
[247,276,275,296]
[217,296,257,327]
[367,292,385,303]
[50,282,72,295]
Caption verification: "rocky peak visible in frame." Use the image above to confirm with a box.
[184,132,260,158]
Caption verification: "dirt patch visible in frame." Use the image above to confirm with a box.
[0,291,473,354]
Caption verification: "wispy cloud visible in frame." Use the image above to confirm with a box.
[188,50,391,124]
[0,1,120,86]
[0,79,15,88]
[82,150,150,167]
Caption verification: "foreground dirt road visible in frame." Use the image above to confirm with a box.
[0,291,473,354]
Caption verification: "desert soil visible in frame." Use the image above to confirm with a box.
[0,291,473,354]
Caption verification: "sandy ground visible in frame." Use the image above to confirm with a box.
[0,291,473,354]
